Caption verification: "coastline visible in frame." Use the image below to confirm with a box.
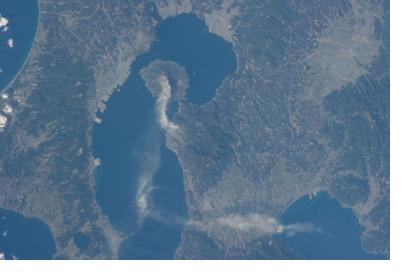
[0,0,40,93]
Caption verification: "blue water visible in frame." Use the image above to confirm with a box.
[93,14,236,259]
[0,0,38,90]
[278,192,387,260]
[0,208,56,260]
[153,14,236,104]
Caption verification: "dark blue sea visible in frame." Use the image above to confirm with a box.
[0,208,56,260]
[278,192,387,259]
[0,0,38,90]
[92,14,236,259]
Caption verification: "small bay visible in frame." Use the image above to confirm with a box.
[0,208,56,260]
[278,192,387,259]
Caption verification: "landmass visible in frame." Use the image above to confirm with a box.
[0,0,389,259]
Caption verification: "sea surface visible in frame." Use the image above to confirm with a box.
[0,0,38,90]
[92,14,236,259]
[0,208,56,260]
[278,192,387,259]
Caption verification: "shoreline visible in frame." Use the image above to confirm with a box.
[0,0,40,93]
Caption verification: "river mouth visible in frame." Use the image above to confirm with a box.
[0,0,39,91]
[92,13,237,259]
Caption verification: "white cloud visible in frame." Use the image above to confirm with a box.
[0,14,9,33]
[156,75,179,132]
[217,214,279,234]
[0,15,8,27]
[134,126,161,224]
[215,213,321,236]
[0,114,7,129]
[7,38,14,48]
